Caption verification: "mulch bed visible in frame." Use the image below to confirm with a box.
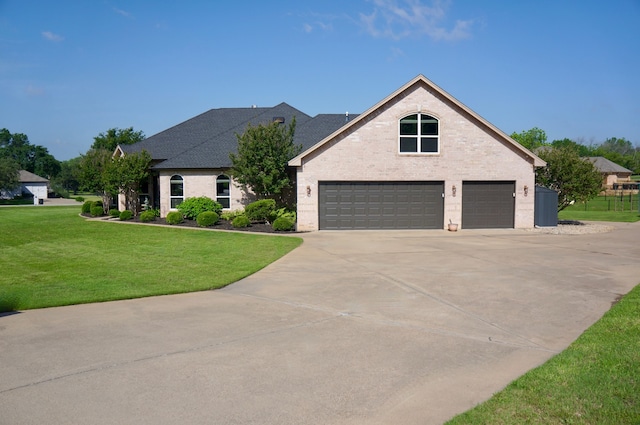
[84,213,298,234]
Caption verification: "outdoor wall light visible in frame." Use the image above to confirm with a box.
[452,185,457,197]
[306,185,311,197]
[524,185,529,197]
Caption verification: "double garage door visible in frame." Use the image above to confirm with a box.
[318,181,514,230]
[319,182,444,230]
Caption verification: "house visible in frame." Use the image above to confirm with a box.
[586,157,633,190]
[119,75,545,231]
[0,170,49,200]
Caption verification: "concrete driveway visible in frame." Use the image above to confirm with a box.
[1,223,638,424]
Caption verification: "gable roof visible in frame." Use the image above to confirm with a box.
[289,74,545,167]
[586,157,632,175]
[119,103,352,170]
[18,170,49,183]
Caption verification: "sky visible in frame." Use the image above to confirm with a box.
[1,0,639,161]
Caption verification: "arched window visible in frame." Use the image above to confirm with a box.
[170,175,183,208]
[399,114,439,153]
[216,174,230,208]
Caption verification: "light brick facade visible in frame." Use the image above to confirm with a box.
[291,77,542,231]
[158,170,247,217]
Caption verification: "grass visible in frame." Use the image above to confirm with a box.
[0,206,302,312]
[446,284,640,425]
[559,195,640,222]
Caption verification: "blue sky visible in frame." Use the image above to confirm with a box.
[1,0,639,161]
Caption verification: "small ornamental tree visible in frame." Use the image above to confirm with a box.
[103,150,151,214]
[229,117,301,206]
[536,146,603,212]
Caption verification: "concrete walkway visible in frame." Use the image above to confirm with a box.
[1,223,638,424]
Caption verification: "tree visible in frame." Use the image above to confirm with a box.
[551,138,594,157]
[229,118,301,205]
[0,157,20,195]
[51,157,82,194]
[0,128,60,178]
[91,127,145,152]
[511,127,548,151]
[536,146,602,212]
[103,151,151,213]
[78,149,113,207]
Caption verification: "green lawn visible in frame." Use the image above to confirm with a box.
[559,195,640,222]
[0,206,302,312]
[446,284,640,424]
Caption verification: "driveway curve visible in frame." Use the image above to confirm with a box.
[1,223,638,424]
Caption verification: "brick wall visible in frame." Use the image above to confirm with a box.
[294,84,537,231]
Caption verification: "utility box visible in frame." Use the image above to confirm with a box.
[535,186,558,227]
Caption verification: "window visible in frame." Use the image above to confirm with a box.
[170,175,183,208]
[216,174,230,208]
[399,114,439,153]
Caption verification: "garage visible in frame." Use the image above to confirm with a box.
[318,181,444,230]
[462,181,515,229]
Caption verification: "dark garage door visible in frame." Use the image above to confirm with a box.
[319,181,444,230]
[462,181,515,229]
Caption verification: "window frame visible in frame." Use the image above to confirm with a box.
[169,175,184,209]
[216,174,231,209]
[398,113,440,155]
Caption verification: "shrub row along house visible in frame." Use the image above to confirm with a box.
[117,75,545,231]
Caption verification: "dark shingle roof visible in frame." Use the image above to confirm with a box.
[121,103,351,170]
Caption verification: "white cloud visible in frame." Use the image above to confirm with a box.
[41,31,64,42]
[303,20,333,34]
[360,0,473,41]
[113,7,132,18]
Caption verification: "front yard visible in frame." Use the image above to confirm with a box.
[0,206,302,312]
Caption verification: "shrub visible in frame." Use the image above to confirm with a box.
[272,216,295,231]
[269,207,296,223]
[232,215,251,228]
[146,208,161,217]
[119,210,133,221]
[196,211,219,227]
[92,200,103,207]
[245,199,276,222]
[90,206,104,217]
[166,211,184,225]
[109,209,121,218]
[139,210,157,222]
[81,201,92,214]
[177,197,222,220]
[221,209,245,222]
[75,196,85,202]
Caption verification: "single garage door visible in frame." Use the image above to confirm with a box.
[319,181,444,230]
[462,181,515,229]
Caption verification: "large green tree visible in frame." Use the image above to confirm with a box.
[0,128,60,178]
[91,127,145,152]
[536,146,603,211]
[511,127,549,151]
[229,118,301,205]
[0,157,20,195]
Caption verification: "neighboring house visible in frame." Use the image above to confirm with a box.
[586,157,633,189]
[119,75,545,231]
[0,170,49,200]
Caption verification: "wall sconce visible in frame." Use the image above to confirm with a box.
[452,185,456,197]
[524,185,529,197]
[306,185,311,197]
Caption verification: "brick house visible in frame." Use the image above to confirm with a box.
[118,75,545,231]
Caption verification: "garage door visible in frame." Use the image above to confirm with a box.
[462,181,515,229]
[319,181,444,230]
